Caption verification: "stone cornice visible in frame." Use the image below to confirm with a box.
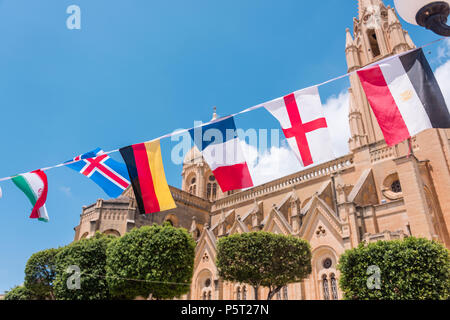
[211,154,354,214]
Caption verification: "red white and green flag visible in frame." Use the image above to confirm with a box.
[12,170,49,222]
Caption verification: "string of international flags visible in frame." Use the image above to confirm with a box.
[1,40,449,223]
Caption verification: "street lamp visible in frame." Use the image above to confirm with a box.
[394,0,450,36]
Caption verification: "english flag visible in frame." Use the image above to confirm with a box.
[264,86,334,167]
[357,48,450,146]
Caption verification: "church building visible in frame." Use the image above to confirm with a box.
[73,0,450,300]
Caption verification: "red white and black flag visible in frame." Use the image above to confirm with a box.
[357,48,450,146]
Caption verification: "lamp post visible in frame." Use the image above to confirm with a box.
[394,0,450,36]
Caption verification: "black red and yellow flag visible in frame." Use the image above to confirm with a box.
[119,140,176,214]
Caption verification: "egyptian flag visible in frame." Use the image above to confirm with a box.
[119,140,176,214]
[189,116,254,192]
[357,48,450,146]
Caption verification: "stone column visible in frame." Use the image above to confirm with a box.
[347,205,360,248]
[394,155,435,239]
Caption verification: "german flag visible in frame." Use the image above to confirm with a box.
[119,140,176,214]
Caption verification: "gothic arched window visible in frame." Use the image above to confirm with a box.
[212,183,217,199]
[367,29,380,57]
[242,286,247,300]
[207,183,212,199]
[189,177,197,196]
[236,287,241,300]
[322,274,330,300]
[331,274,339,300]
[207,176,218,201]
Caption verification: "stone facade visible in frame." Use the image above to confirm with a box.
[73,0,450,300]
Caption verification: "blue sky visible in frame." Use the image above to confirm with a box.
[0,0,448,293]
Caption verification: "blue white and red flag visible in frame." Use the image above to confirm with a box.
[189,117,254,192]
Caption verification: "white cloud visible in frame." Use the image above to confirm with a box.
[435,39,450,110]
[436,38,450,62]
[323,91,351,157]
[60,186,72,197]
[435,59,450,109]
[241,141,301,186]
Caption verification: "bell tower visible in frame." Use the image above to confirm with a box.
[346,0,415,150]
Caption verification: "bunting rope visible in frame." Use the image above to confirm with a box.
[0,37,445,183]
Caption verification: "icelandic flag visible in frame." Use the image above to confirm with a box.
[65,148,131,198]
[189,116,254,192]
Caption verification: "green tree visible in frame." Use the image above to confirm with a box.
[24,248,58,300]
[216,232,312,300]
[53,232,114,300]
[338,237,450,300]
[4,285,33,300]
[106,223,196,300]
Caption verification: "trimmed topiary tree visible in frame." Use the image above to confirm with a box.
[53,232,114,300]
[24,248,59,300]
[338,237,450,300]
[106,223,196,300]
[216,231,312,300]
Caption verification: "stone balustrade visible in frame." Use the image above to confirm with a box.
[170,186,211,211]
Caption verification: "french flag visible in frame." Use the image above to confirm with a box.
[357,48,450,146]
[189,116,254,192]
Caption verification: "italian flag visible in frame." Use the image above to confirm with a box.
[12,170,49,222]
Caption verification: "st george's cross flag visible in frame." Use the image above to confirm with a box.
[264,86,334,167]
[66,148,130,198]
[189,116,254,192]
[357,48,450,146]
[120,140,176,214]
[12,170,49,222]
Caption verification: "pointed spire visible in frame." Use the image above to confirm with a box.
[211,106,217,121]
[358,0,383,19]
[348,88,359,115]
[388,7,399,26]
[404,31,415,49]
[345,28,355,49]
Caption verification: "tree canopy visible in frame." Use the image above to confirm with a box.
[216,231,312,300]
[338,237,450,300]
[106,223,196,300]
[53,232,114,300]
[4,285,34,300]
[24,248,58,300]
